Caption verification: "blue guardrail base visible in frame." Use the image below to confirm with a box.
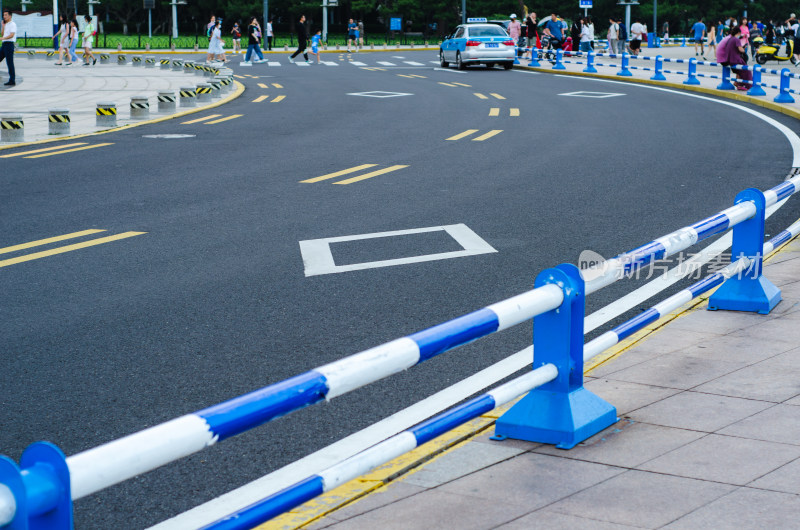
[494,387,617,450]
[708,275,781,314]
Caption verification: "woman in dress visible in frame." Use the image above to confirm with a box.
[207,20,227,63]
[53,14,71,65]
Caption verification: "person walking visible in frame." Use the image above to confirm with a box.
[82,14,96,66]
[706,22,716,58]
[205,15,216,63]
[508,14,522,48]
[525,12,537,58]
[607,18,619,54]
[289,15,309,63]
[570,16,581,53]
[616,18,627,54]
[53,14,71,65]
[231,22,242,54]
[309,29,322,64]
[358,20,365,48]
[207,20,227,63]
[244,17,265,64]
[579,17,594,53]
[68,18,79,64]
[691,17,706,58]
[266,18,274,50]
[629,18,644,55]
[662,21,669,41]
[739,17,751,60]
[0,9,16,85]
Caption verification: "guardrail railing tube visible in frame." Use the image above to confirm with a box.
[709,188,781,314]
[494,264,617,449]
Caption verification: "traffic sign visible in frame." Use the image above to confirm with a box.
[467,18,488,23]
[579,0,593,7]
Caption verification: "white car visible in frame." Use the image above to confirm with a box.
[439,24,516,70]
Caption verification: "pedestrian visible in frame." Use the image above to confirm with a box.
[739,17,750,61]
[68,19,79,64]
[525,12,538,58]
[706,22,716,58]
[82,14,96,66]
[0,8,16,85]
[607,17,619,54]
[309,29,322,64]
[508,14,522,48]
[662,21,669,41]
[347,18,357,52]
[231,22,242,54]
[53,14,71,65]
[579,16,594,53]
[765,20,775,45]
[244,16,265,64]
[629,18,644,55]
[716,20,725,44]
[616,18,627,54]
[719,25,751,90]
[266,18,274,50]
[691,17,706,58]
[358,20,365,48]
[289,15,309,63]
[205,15,216,63]
[207,20,227,63]
[570,16,581,54]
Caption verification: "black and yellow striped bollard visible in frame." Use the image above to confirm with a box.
[160,59,171,70]
[96,102,117,127]
[145,56,156,68]
[179,87,197,108]
[209,80,222,99]
[46,51,56,61]
[172,59,183,71]
[132,56,143,67]
[158,91,177,112]
[100,54,110,64]
[193,63,204,76]
[26,50,36,59]
[1,114,24,142]
[195,83,213,103]
[48,108,70,135]
[117,54,127,65]
[183,61,195,74]
[214,75,231,94]
[130,96,150,119]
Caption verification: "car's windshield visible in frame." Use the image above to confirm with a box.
[467,26,507,37]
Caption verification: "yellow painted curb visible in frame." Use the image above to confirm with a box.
[0,80,245,152]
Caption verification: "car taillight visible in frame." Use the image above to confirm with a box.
[502,40,514,46]
[465,40,481,47]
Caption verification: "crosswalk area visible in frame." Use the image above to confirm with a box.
[238,57,441,68]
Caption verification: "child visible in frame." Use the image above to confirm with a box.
[310,29,322,64]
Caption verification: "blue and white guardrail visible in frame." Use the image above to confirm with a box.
[1,170,799,528]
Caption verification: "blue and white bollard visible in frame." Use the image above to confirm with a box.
[683,57,700,85]
[513,46,521,65]
[553,48,566,70]
[616,52,632,76]
[709,189,781,314]
[583,51,598,73]
[651,54,667,81]
[747,66,767,96]
[529,48,541,68]
[494,264,617,449]
[681,36,686,47]
[774,68,795,104]
[717,65,735,90]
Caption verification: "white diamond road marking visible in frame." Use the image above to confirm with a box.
[347,91,414,98]
[403,61,425,66]
[377,61,396,66]
[299,224,497,276]
[268,61,281,66]
[350,61,367,66]
[558,91,626,98]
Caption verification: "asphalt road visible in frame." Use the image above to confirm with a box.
[2,50,799,528]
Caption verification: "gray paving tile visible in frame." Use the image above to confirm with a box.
[439,453,624,509]
[546,470,735,528]
[694,357,800,402]
[585,347,666,378]
[629,391,772,432]
[306,516,341,529]
[748,457,800,494]
[402,439,524,488]
[533,419,704,468]
[622,328,716,355]
[784,394,800,406]
[471,430,542,451]
[666,306,773,335]
[327,482,426,521]
[606,353,748,390]
[638,434,800,485]
[663,487,800,529]
[718,404,800,445]
[324,489,529,530]
[584,379,681,415]
[497,510,641,529]
[730,317,800,343]
[670,333,796,364]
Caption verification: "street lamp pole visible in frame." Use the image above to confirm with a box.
[170,1,186,39]
[462,0,466,24]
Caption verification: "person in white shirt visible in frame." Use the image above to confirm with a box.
[629,19,645,55]
[0,9,16,85]
[266,19,274,50]
[579,16,594,52]
[607,18,619,54]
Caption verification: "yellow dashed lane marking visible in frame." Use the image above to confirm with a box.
[510,108,520,117]
[0,229,106,255]
[257,83,269,89]
[300,164,378,183]
[472,130,503,141]
[182,114,221,124]
[253,95,269,103]
[0,143,88,158]
[333,165,408,185]
[489,108,500,117]
[438,82,457,87]
[474,93,488,99]
[272,83,283,89]
[452,82,471,87]
[205,114,243,125]
[271,95,286,103]
[0,232,147,268]
[446,129,479,141]
[490,93,505,100]
[25,143,113,158]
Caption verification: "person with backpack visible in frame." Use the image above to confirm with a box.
[244,16,266,64]
[617,18,627,54]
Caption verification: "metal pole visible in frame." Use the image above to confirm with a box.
[323,0,328,42]
[89,2,93,17]
[462,0,466,24]
[263,0,268,34]
[148,9,152,39]
[653,0,657,42]
[52,0,57,39]
[625,5,631,36]
[171,2,178,39]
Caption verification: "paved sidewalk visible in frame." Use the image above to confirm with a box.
[0,53,237,145]
[305,240,800,529]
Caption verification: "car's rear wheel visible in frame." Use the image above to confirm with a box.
[503,61,513,70]
[485,62,495,68]
[439,50,449,68]
[456,52,466,70]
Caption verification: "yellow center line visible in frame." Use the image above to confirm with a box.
[272,83,283,88]
[25,143,114,158]
[300,164,379,183]
[0,143,88,158]
[472,130,503,141]
[397,74,414,78]
[253,95,269,103]
[452,82,471,87]
[233,75,246,79]
[510,108,520,117]
[474,93,488,99]
[271,95,286,103]
[490,93,506,100]
[205,114,243,125]
[0,229,106,255]
[489,108,500,117]
[438,82,457,87]
[182,114,222,124]
[446,129,479,141]
[410,74,427,78]
[0,232,147,268]
[333,165,409,185]
[257,83,269,89]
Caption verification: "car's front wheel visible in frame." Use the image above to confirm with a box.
[503,61,513,70]
[485,62,495,68]
[456,52,466,70]
[439,50,449,68]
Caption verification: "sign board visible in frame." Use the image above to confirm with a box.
[390,17,402,31]
[326,0,338,5]
[579,0,593,7]
[11,12,54,37]
[467,18,488,23]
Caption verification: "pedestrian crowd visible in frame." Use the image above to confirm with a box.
[52,13,96,67]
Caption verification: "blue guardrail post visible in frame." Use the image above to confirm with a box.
[651,55,666,81]
[709,188,781,314]
[553,48,566,70]
[583,51,598,73]
[494,264,617,449]
[0,442,72,529]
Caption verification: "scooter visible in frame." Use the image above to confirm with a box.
[754,36,797,65]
